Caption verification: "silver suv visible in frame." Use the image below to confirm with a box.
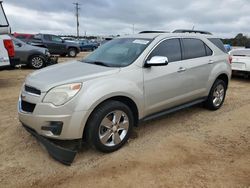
[18,32,231,162]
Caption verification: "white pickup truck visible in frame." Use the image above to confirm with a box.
[0,1,14,67]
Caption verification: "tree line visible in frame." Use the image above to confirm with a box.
[222,33,250,47]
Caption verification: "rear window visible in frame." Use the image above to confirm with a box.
[182,38,207,59]
[0,3,8,27]
[34,34,42,40]
[208,38,227,53]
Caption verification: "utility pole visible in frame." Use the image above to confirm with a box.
[73,2,80,39]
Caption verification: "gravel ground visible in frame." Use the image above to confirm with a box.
[0,53,249,188]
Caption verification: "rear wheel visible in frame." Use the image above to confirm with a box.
[68,48,77,57]
[86,100,134,153]
[204,79,226,110]
[29,55,45,69]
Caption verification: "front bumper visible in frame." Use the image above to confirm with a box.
[18,95,90,140]
[22,124,80,165]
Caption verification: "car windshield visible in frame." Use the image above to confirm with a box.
[81,38,152,67]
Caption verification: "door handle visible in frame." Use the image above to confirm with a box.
[177,67,186,73]
[208,60,215,64]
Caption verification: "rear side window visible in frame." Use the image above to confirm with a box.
[208,38,226,53]
[182,38,207,59]
[44,35,51,41]
[34,34,42,40]
[149,38,182,63]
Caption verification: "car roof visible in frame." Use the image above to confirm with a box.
[120,32,219,40]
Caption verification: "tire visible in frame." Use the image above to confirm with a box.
[86,100,134,153]
[204,79,227,110]
[29,55,45,69]
[68,48,77,57]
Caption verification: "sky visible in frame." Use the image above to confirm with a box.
[3,0,250,38]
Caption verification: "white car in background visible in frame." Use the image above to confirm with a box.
[0,1,14,68]
[229,49,250,77]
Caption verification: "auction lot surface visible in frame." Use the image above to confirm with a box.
[0,53,250,188]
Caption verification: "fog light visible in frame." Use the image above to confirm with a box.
[41,121,63,136]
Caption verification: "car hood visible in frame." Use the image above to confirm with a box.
[25,61,120,92]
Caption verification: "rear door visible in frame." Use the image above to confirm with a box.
[180,38,214,97]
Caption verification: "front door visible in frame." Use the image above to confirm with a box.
[143,38,191,116]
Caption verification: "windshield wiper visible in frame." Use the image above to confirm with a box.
[83,61,110,67]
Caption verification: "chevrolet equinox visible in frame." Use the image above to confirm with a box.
[18,32,231,158]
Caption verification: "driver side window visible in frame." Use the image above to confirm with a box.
[148,38,182,63]
[51,36,62,43]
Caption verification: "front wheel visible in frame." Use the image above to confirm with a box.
[86,101,134,153]
[204,79,227,110]
[29,55,45,69]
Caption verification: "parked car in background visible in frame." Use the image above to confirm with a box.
[0,1,15,68]
[18,32,231,164]
[229,49,250,77]
[13,32,34,43]
[77,39,99,51]
[12,37,57,69]
[224,44,232,52]
[30,34,80,57]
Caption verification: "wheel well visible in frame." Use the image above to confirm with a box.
[82,96,139,140]
[68,47,77,51]
[216,74,229,89]
[28,54,45,63]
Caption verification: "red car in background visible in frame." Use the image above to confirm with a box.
[13,32,34,42]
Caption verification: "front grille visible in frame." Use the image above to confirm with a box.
[21,100,36,113]
[25,85,41,95]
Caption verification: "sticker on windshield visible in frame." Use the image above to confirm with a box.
[133,39,149,45]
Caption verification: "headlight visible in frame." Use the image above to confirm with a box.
[45,50,50,56]
[43,83,82,106]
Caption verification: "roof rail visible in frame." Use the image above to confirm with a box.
[173,29,212,35]
[139,31,169,34]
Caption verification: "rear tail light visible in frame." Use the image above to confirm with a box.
[3,39,15,58]
[228,56,232,64]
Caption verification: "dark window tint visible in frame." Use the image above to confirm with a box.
[149,39,182,62]
[205,45,213,56]
[208,38,226,53]
[44,35,51,41]
[182,38,207,59]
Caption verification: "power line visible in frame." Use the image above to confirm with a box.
[73,2,81,39]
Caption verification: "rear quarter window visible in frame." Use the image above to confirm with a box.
[208,38,227,53]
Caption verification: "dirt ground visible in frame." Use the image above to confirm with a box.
[0,53,249,188]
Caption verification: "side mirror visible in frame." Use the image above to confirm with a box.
[146,56,169,67]
[62,39,65,43]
